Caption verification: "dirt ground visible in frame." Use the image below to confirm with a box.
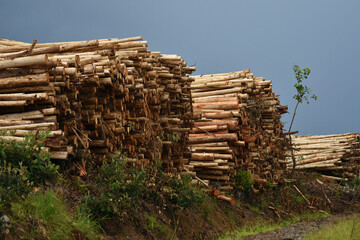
[243,214,358,240]
[98,172,360,240]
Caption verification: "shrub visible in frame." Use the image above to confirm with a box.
[0,130,59,185]
[0,131,59,214]
[235,170,254,196]
[84,152,205,222]
[0,162,31,212]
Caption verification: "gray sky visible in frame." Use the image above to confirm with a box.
[1,0,359,135]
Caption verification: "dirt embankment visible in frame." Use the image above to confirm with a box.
[99,173,360,240]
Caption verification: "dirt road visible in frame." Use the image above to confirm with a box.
[242,214,356,240]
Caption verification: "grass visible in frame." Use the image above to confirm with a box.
[303,215,360,240]
[218,211,330,240]
[11,189,100,240]
[145,213,167,236]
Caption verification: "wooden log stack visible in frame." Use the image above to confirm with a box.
[0,37,195,172]
[286,133,360,180]
[188,70,288,190]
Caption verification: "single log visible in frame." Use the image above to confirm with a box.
[0,73,49,89]
[192,125,228,133]
[0,122,55,130]
[188,133,237,144]
[191,87,245,98]
[189,162,219,167]
[193,96,238,103]
[50,151,69,160]
[0,100,29,107]
[202,112,233,119]
[0,54,48,70]
[217,195,236,205]
[0,92,48,101]
[2,129,63,137]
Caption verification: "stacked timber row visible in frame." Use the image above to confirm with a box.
[286,133,360,180]
[0,37,195,172]
[188,70,288,190]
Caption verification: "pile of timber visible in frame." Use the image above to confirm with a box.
[187,70,288,191]
[0,37,195,172]
[286,133,360,180]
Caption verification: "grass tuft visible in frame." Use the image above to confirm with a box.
[11,189,100,240]
[303,215,360,240]
[218,211,330,240]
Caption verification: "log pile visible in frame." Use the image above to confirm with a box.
[188,70,288,190]
[286,133,360,180]
[0,37,195,172]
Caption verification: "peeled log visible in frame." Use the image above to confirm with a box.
[192,125,227,133]
[191,87,245,98]
[194,119,238,130]
[50,151,68,160]
[0,73,49,89]
[0,54,48,70]
[217,195,236,205]
[0,100,29,107]
[189,142,229,147]
[192,101,239,110]
[0,122,55,130]
[202,112,233,119]
[191,153,233,161]
[188,133,237,144]
[193,96,238,103]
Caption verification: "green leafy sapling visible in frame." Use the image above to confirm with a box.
[289,64,318,174]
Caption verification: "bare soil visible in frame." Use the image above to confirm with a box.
[97,172,360,239]
[243,214,355,240]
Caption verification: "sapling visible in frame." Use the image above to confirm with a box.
[289,64,318,174]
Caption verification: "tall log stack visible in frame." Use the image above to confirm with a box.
[286,133,360,180]
[188,70,288,190]
[0,37,195,172]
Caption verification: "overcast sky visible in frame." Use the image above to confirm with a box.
[1,0,359,135]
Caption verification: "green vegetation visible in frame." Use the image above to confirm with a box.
[234,170,254,196]
[145,213,168,236]
[84,152,205,223]
[350,177,360,187]
[303,215,360,240]
[0,131,58,214]
[292,64,317,105]
[218,211,330,240]
[0,132,100,239]
[10,189,100,240]
[288,64,318,174]
[0,130,59,185]
[167,133,180,143]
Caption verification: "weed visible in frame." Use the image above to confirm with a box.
[10,189,100,240]
[0,131,59,215]
[265,181,275,190]
[234,170,254,197]
[242,202,261,213]
[225,207,237,226]
[145,213,167,235]
[293,195,305,204]
[350,177,360,187]
[303,215,360,240]
[0,130,59,185]
[167,133,180,143]
[218,211,330,240]
[84,152,205,223]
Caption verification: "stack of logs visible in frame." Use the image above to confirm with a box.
[286,133,360,180]
[0,37,195,173]
[187,70,288,191]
